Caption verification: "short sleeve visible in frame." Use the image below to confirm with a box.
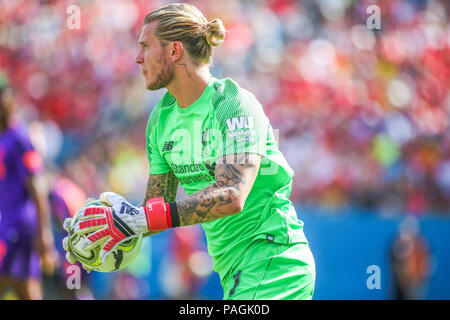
[214,87,269,158]
[145,105,172,175]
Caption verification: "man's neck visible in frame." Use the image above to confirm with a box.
[167,64,211,108]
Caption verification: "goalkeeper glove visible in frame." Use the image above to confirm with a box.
[73,192,178,262]
[62,219,93,273]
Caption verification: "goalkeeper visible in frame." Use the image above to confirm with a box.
[64,3,315,300]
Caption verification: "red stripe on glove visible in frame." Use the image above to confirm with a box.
[79,218,107,230]
[83,206,128,253]
[87,229,110,242]
[165,203,172,228]
[84,206,108,216]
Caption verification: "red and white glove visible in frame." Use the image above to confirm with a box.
[73,192,177,262]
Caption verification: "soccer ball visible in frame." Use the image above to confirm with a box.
[68,198,143,273]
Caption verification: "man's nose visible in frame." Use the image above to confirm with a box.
[135,50,143,64]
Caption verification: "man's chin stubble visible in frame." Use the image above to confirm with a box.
[146,77,173,91]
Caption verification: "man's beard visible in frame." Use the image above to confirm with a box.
[146,55,175,91]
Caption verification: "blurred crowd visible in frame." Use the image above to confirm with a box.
[1,0,449,216]
[0,0,449,299]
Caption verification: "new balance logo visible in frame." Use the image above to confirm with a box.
[162,141,175,152]
[226,117,254,131]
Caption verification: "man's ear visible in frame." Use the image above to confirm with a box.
[169,41,184,62]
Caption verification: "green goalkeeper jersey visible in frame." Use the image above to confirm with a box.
[145,77,308,278]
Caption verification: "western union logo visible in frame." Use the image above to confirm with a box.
[226,116,254,131]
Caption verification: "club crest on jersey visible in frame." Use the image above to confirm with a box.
[226,117,254,131]
[204,160,216,178]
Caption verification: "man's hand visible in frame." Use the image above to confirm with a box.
[72,192,168,263]
[62,218,93,273]
[36,236,59,276]
[34,227,59,275]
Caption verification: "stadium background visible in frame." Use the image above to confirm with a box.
[0,0,449,299]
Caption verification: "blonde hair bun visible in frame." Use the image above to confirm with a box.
[205,19,225,47]
[144,4,225,63]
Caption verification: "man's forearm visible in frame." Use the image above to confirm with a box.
[141,171,179,237]
[175,154,260,227]
[142,154,260,229]
[141,171,179,206]
[175,183,241,226]
[26,177,54,249]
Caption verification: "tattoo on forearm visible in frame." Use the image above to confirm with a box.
[177,154,260,226]
[143,171,179,205]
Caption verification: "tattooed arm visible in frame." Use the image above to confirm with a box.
[176,153,260,226]
[78,155,257,246]
[141,170,179,237]
[141,170,179,205]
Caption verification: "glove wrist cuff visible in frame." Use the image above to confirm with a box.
[143,198,178,231]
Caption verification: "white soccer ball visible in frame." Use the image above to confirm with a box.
[68,198,143,273]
